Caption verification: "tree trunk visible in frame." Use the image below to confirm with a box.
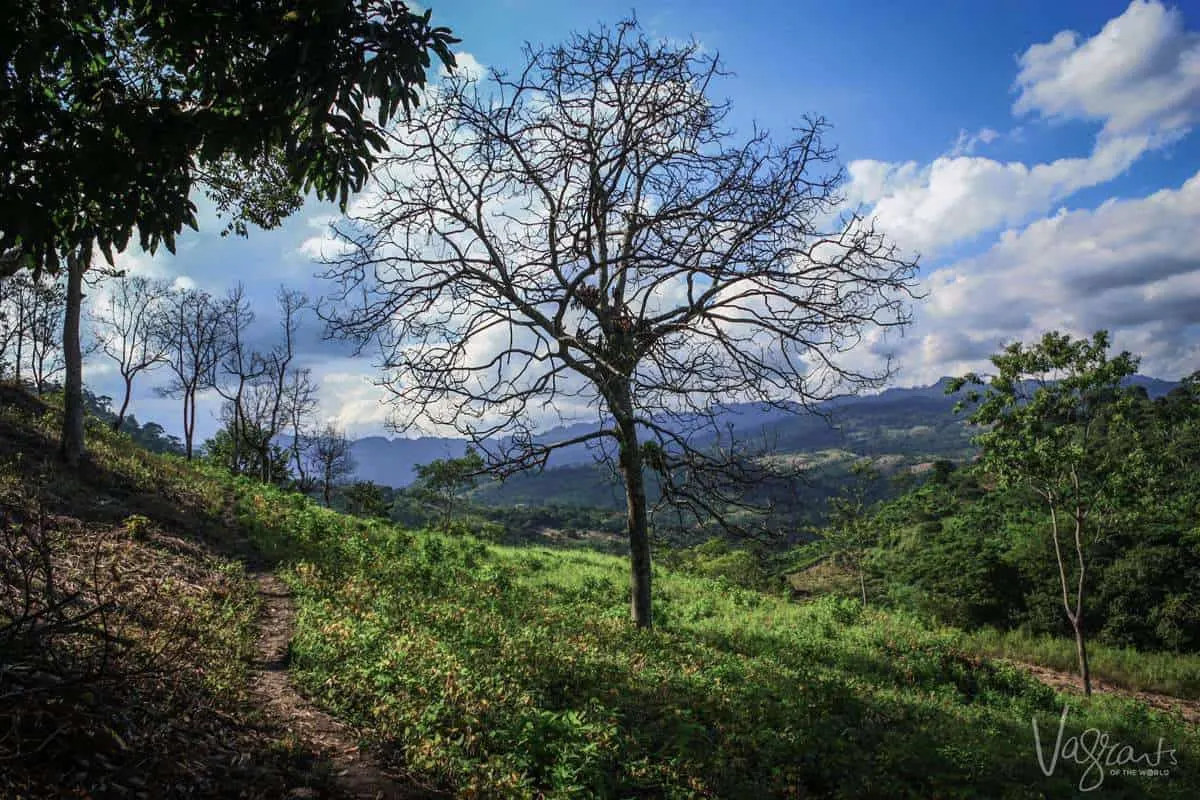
[614,388,652,629]
[113,374,133,431]
[60,250,86,467]
[183,389,195,460]
[859,566,868,606]
[1073,615,1092,697]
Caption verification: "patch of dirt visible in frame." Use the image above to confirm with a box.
[1006,660,1200,725]
[248,570,446,800]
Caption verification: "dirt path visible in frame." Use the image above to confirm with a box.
[1004,660,1200,725]
[248,570,446,799]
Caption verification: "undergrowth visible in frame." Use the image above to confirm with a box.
[0,386,334,797]
[958,627,1200,700]
[226,475,1200,799]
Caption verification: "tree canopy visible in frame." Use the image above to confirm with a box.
[1,0,458,271]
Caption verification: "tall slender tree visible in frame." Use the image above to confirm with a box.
[949,330,1141,696]
[155,288,228,460]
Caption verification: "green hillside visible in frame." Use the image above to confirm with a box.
[3,386,1198,798]
[234,479,1199,798]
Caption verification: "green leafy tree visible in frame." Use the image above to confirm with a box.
[818,460,880,605]
[948,330,1141,696]
[413,448,486,529]
[0,1,458,465]
[344,480,389,519]
[203,419,291,484]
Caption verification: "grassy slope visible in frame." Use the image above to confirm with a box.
[787,557,1200,701]
[229,478,1200,799]
[0,387,336,797]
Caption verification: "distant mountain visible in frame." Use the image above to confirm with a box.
[348,375,1181,490]
[349,435,471,488]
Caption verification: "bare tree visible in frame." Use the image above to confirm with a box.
[285,366,321,492]
[309,423,355,507]
[155,288,228,460]
[88,274,171,430]
[237,289,307,483]
[214,283,262,472]
[0,272,66,392]
[321,21,919,627]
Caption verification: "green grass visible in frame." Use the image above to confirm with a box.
[959,627,1200,700]
[224,476,1200,799]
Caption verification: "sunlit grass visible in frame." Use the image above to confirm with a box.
[959,627,1200,699]
[225,477,1200,799]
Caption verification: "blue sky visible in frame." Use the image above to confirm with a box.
[89,0,1200,443]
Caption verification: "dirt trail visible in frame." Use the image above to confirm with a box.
[1004,660,1200,725]
[248,570,445,799]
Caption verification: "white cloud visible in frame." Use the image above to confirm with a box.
[307,364,394,436]
[949,127,1001,156]
[847,133,1151,256]
[1014,0,1200,137]
[890,169,1200,384]
[847,1,1200,259]
[441,51,487,82]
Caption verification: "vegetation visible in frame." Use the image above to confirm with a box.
[226,473,1198,798]
[948,330,1144,695]
[783,333,1200,701]
[0,385,342,796]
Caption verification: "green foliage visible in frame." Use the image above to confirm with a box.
[412,447,486,528]
[342,480,390,519]
[960,627,1200,699]
[828,343,1200,659]
[0,1,458,270]
[201,419,291,484]
[222,475,1200,798]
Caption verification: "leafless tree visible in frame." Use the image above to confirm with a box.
[309,422,354,507]
[88,274,172,431]
[238,289,307,483]
[213,283,262,472]
[154,288,228,460]
[320,20,920,627]
[0,272,66,392]
[284,366,321,492]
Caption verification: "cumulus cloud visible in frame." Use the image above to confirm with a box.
[890,169,1200,384]
[440,51,487,82]
[847,133,1151,256]
[847,0,1200,259]
[310,367,394,436]
[1013,0,1200,137]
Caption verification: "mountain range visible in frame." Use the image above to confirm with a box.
[346,375,1184,497]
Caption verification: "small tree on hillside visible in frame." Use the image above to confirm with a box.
[819,460,880,605]
[89,274,171,430]
[345,480,390,518]
[155,288,228,460]
[413,448,486,528]
[285,367,321,493]
[948,330,1141,696]
[321,20,919,627]
[310,423,355,507]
